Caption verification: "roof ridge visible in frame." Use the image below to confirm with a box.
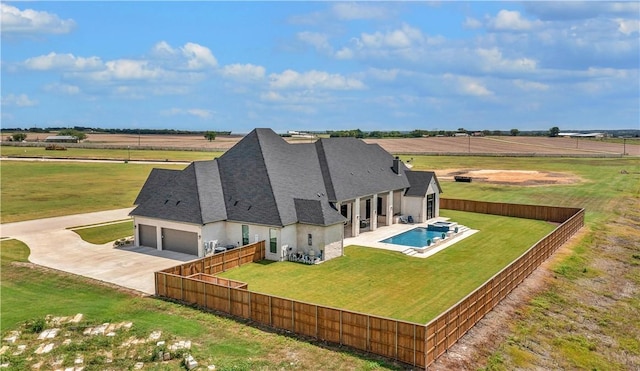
[254,129,283,226]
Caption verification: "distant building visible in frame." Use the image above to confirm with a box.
[558,132,605,138]
[44,135,79,143]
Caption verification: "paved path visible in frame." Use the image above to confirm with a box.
[1,208,194,295]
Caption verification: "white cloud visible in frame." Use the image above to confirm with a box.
[44,83,81,95]
[513,80,549,91]
[297,31,333,54]
[335,47,354,60]
[101,59,163,80]
[360,24,424,49]
[221,63,266,81]
[152,41,177,56]
[444,74,493,97]
[476,48,537,73]
[464,17,483,29]
[1,3,75,35]
[1,93,38,107]
[182,42,217,69]
[24,52,103,71]
[365,68,400,82]
[331,3,389,20]
[617,18,640,35]
[269,69,365,90]
[489,10,541,31]
[162,108,213,119]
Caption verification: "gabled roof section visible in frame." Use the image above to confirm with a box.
[405,171,443,197]
[130,163,203,224]
[193,160,227,224]
[315,138,411,201]
[294,198,346,226]
[133,168,180,205]
[216,129,282,226]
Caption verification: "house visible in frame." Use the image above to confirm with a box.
[44,135,79,143]
[130,128,442,262]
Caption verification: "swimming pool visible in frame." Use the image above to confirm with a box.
[380,227,449,248]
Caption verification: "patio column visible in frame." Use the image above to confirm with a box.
[386,191,394,225]
[371,194,378,231]
[352,198,360,237]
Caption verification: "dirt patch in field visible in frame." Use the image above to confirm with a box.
[436,169,581,186]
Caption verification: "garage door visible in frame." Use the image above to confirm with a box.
[162,228,198,256]
[139,224,157,248]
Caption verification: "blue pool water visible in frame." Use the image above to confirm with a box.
[381,227,448,248]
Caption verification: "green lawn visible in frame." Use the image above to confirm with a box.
[0,161,185,223]
[1,146,223,162]
[220,210,555,323]
[0,239,400,370]
[401,156,639,225]
[71,221,134,244]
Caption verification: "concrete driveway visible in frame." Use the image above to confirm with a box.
[1,208,195,295]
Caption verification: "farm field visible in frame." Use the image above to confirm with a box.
[0,146,222,162]
[1,154,638,369]
[219,210,555,323]
[2,133,639,156]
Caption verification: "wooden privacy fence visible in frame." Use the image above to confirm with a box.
[155,201,584,369]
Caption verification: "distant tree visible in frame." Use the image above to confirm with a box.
[510,128,520,136]
[457,128,467,133]
[409,129,426,138]
[492,130,502,136]
[549,126,560,137]
[204,131,217,141]
[59,129,87,141]
[482,130,492,136]
[11,133,27,141]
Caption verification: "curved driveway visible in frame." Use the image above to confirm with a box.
[1,208,194,295]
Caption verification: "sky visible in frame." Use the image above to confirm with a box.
[1,1,639,133]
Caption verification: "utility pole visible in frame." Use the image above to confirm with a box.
[623,138,626,156]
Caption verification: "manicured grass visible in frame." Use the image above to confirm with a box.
[71,221,134,244]
[0,161,185,223]
[0,239,401,370]
[220,210,555,323]
[1,146,223,162]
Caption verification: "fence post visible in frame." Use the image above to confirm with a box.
[395,321,398,359]
[291,300,295,331]
[269,296,272,325]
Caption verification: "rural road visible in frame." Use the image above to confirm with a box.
[1,208,195,295]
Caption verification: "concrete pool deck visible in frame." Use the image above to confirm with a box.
[344,218,479,259]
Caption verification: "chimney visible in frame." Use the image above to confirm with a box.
[392,156,401,175]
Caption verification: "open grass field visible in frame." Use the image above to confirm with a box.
[0,161,186,223]
[0,239,396,370]
[220,210,555,323]
[1,153,638,369]
[0,146,223,162]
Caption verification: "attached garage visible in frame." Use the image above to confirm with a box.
[139,224,157,248]
[162,228,199,256]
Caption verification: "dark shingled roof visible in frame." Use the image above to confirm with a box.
[315,138,411,201]
[133,168,180,205]
[131,128,438,227]
[405,171,443,197]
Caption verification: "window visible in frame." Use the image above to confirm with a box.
[242,225,249,245]
[270,229,277,254]
[308,233,312,246]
